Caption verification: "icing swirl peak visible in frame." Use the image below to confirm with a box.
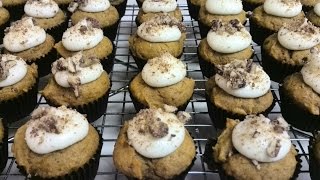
[206,0,242,15]
[24,0,59,18]
[263,0,302,17]
[142,0,177,13]
[301,48,320,94]
[68,0,110,13]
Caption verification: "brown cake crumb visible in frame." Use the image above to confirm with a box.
[280,19,320,40]
[210,19,243,35]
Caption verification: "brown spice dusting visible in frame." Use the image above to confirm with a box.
[149,120,169,138]
[252,130,260,138]
[280,19,320,40]
[210,19,244,35]
[143,14,186,33]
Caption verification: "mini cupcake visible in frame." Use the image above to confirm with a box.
[129,14,186,69]
[309,131,320,180]
[136,0,182,26]
[198,19,253,78]
[12,106,102,179]
[301,0,319,12]
[307,3,320,27]
[23,0,68,42]
[0,55,38,123]
[280,49,320,132]
[250,0,305,45]
[262,19,320,82]
[2,0,26,21]
[42,52,111,122]
[0,118,8,173]
[0,1,9,44]
[54,18,115,73]
[110,0,127,18]
[69,0,120,41]
[129,53,195,112]
[186,0,205,20]
[242,0,265,12]
[205,59,275,129]
[207,115,299,179]
[113,106,196,179]
[198,0,246,38]
[3,17,56,77]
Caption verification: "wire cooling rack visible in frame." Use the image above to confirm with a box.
[0,1,313,180]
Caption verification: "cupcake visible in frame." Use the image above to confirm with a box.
[198,19,253,78]
[198,0,247,38]
[12,106,102,179]
[250,0,305,45]
[113,106,196,179]
[301,0,319,12]
[0,1,9,44]
[129,14,186,69]
[208,115,299,179]
[54,18,115,73]
[242,0,265,12]
[69,0,120,41]
[280,49,320,132]
[3,17,56,77]
[2,0,26,21]
[42,52,111,122]
[110,0,127,18]
[262,19,320,82]
[23,0,68,42]
[129,53,195,112]
[186,0,205,20]
[309,131,320,180]
[307,3,320,27]
[0,55,38,123]
[136,0,182,26]
[205,59,275,129]
[0,118,7,173]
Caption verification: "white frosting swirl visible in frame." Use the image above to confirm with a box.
[207,20,252,53]
[263,0,302,17]
[301,48,320,94]
[0,55,28,88]
[25,106,89,154]
[215,60,271,98]
[62,18,103,51]
[4,17,46,53]
[142,0,177,13]
[24,0,59,18]
[79,0,111,13]
[127,107,190,158]
[141,53,186,87]
[315,3,320,17]
[278,20,320,50]
[232,115,291,163]
[205,0,242,15]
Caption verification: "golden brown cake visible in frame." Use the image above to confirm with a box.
[307,4,320,26]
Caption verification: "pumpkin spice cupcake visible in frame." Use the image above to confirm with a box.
[186,0,205,20]
[69,0,120,41]
[0,118,8,173]
[129,14,186,70]
[113,106,196,179]
[54,18,115,73]
[198,19,253,78]
[0,54,38,123]
[0,1,9,44]
[12,106,102,179]
[136,0,182,26]
[307,3,320,27]
[198,0,247,38]
[129,53,195,112]
[42,52,111,122]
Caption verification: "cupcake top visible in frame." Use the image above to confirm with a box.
[137,14,186,43]
[62,18,103,51]
[278,19,320,50]
[0,54,28,88]
[127,105,191,158]
[25,106,89,154]
[68,0,110,13]
[51,52,104,97]
[142,0,177,13]
[141,53,186,87]
[205,0,242,15]
[301,48,320,94]
[314,3,320,17]
[215,59,271,98]
[232,114,291,163]
[207,19,252,54]
[3,17,46,53]
[263,0,302,18]
[24,0,59,18]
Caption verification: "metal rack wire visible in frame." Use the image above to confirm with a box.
[0,2,312,180]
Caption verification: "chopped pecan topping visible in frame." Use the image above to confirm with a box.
[267,139,281,158]
[210,19,243,35]
[0,58,17,82]
[149,119,169,138]
[144,14,186,33]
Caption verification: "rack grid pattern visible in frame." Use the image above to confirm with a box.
[0,2,312,180]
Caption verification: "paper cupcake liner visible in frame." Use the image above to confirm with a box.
[0,19,10,44]
[205,92,276,129]
[103,20,120,42]
[101,42,116,74]
[242,1,261,12]
[279,85,320,132]
[249,19,276,46]
[309,132,320,180]
[203,138,302,180]
[303,5,313,13]
[5,4,24,22]
[112,0,128,18]
[29,47,57,77]
[17,129,103,180]
[136,0,142,8]
[187,0,201,20]
[0,119,8,173]
[0,79,39,123]
[46,19,69,43]
[261,48,303,83]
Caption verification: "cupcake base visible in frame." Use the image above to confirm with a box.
[103,20,120,41]
[0,119,8,173]
[249,19,276,46]
[32,48,58,77]
[101,42,116,74]
[187,0,201,20]
[112,0,128,18]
